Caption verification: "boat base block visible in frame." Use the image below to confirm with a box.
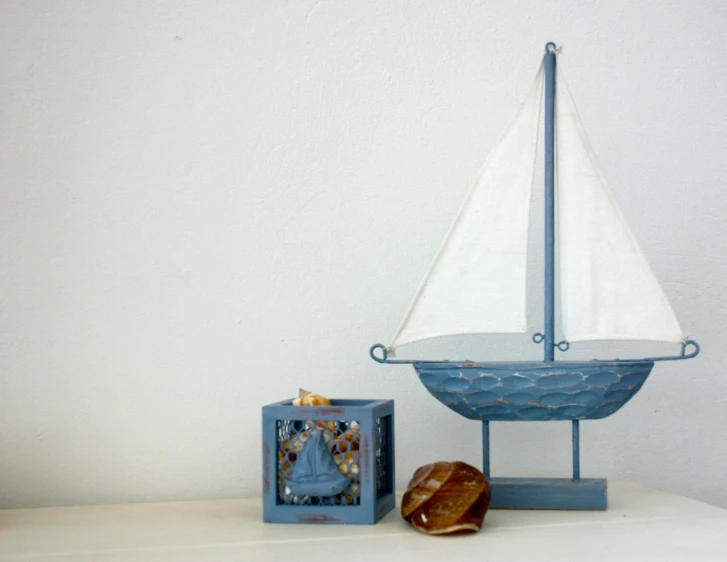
[489,477,607,510]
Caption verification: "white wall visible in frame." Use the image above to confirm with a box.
[1,0,726,509]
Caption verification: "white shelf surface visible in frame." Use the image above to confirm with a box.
[2,481,726,561]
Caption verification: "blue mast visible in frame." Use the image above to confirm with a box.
[544,42,580,480]
[544,42,556,363]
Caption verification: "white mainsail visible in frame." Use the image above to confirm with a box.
[556,69,684,343]
[388,64,545,352]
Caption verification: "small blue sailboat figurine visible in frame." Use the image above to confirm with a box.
[369,42,700,510]
[286,429,351,498]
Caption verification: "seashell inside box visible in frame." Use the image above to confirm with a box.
[262,398,395,524]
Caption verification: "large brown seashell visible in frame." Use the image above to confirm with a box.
[401,461,491,535]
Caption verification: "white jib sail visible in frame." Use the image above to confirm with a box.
[388,63,545,352]
[556,68,684,343]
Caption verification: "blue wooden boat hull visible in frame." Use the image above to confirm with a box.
[414,360,654,421]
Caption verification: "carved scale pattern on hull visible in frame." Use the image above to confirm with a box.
[414,361,655,421]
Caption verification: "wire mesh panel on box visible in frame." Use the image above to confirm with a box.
[262,399,395,524]
[276,419,361,506]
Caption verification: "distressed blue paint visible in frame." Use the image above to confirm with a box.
[262,399,395,524]
[489,478,607,510]
[572,420,580,480]
[413,361,654,421]
[544,42,557,362]
[482,421,490,479]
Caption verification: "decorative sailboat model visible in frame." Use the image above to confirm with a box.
[369,43,699,510]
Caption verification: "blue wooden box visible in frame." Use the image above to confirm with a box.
[262,399,395,524]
